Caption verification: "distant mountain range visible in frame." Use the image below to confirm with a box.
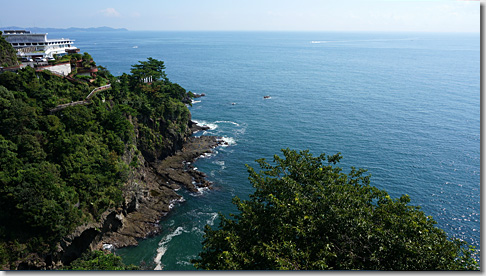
[0,26,129,33]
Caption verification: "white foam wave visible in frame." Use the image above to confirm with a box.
[102,244,114,251]
[176,260,192,266]
[214,120,240,127]
[191,186,210,197]
[193,119,218,130]
[199,152,213,159]
[198,186,209,193]
[168,197,185,209]
[154,227,188,270]
[191,100,201,104]
[207,212,218,226]
[218,136,236,147]
[213,160,226,170]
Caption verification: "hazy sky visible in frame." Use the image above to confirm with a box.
[0,0,479,32]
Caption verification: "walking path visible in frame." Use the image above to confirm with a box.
[49,84,111,113]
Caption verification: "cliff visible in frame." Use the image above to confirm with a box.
[0,56,217,270]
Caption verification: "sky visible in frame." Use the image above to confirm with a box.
[0,0,480,32]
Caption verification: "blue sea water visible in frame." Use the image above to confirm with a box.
[50,31,480,269]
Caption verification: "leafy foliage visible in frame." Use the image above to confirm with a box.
[65,250,138,270]
[130,57,167,85]
[192,149,479,271]
[0,31,18,67]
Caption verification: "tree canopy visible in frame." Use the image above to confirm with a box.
[64,250,138,270]
[129,57,167,84]
[192,149,479,270]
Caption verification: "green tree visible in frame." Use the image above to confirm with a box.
[192,149,479,271]
[81,52,94,68]
[130,57,167,85]
[65,250,138,270]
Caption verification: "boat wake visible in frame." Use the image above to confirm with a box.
[311,37,419,44]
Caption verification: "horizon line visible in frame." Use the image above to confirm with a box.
[0,26,479,34]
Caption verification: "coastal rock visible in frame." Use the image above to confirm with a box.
[95,136,223,251]
[192,93,205,98]
[94,117,224,250]
[153,135,223,191]
[189,120,210,133]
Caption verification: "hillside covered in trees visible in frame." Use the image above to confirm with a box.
[0,31,18,67]
[0,53,196,269]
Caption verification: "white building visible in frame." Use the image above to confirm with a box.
[2,30,78,59]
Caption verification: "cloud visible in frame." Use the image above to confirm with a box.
[99,8,121,17]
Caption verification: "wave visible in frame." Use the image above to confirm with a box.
[311,37,419,44]
[190,186,210,197]
[214,120,240,127]
[191,100,201,104]
[189,212,219,235]
[192,119,218,130]
[207,212,218,226]
[154,227,188,270]
[102,244,114,251]
[176,260,192,266]
[168,197,185,210]
[198,152,213,159]
[218,136,236,147]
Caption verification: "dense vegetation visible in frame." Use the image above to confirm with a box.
[0,31,18,67]
[0,55,193,269]
[192,149,479,270]
[64,250,138,270]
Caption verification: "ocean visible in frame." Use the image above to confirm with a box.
[49,31,480,270]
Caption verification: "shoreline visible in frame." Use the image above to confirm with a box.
[97,121,224,250]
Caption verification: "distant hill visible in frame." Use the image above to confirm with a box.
[0,26,128,33]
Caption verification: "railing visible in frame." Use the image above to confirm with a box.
[49,84,112,113]
[49,100,89,113]
[85,84,111,100]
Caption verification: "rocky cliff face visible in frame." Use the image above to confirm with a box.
[0,32,18,67]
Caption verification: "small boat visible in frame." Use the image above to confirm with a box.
[263,95,271,99]
[231,102,236,105]
[133,46,138,49]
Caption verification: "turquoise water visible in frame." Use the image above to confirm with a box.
[52,31,480,269]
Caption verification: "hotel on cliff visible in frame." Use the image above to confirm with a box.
[1,30,79,60]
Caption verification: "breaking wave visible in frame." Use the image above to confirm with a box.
[154,227,189,270]
[215,120,240,126]
[218,136,236,147]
